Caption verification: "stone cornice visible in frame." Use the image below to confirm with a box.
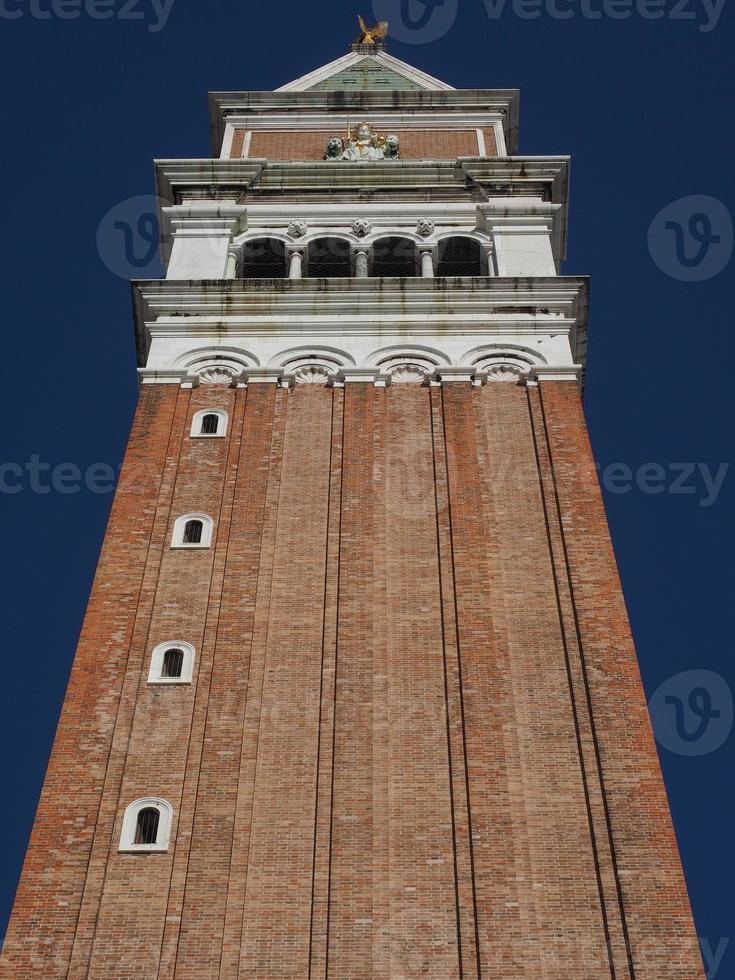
[155,158,566,206]
[220,111,504,131]
[131,276,588,372]
[162,204,248,235]
[154,157,569,261]
[136,363,584,388]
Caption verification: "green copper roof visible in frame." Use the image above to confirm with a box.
[305,58,423,92]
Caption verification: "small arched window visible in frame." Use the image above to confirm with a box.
[171,513,213,549]
[191,409,228,439]
[135,808,160,845]
[148,641,195,684]
[183,520,203,544]
[162,648,184,678]
[119,798,173,852]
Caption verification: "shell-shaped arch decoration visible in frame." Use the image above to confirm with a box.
[464,345,546,382]
[385,361,434,384]
[199,367,240,385]
[369,345,450,384]
[293,365,335,385]
[273,346,356,387]
[173,347,260,386]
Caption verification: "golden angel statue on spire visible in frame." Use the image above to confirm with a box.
[357,15,389,44]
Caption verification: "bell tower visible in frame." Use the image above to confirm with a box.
[3,25,703,979]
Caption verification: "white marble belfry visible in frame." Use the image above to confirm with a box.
[139,51,585,389]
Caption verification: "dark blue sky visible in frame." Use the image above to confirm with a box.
[1,0,732,968]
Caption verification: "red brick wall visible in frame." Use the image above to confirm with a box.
[3,381,702,978]
[230,129,245,159]
[243,129,489,161]
[482,127,498,155]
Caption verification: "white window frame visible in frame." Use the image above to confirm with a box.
[190,409,228,439]
[147,641,195,685]
[119,797,173,853]
[171,513,214,550]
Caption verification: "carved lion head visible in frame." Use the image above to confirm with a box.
[384,135,400,159]
[325,137,344,159]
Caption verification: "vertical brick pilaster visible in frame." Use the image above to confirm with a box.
[219,387,287,979]
[537,381,704,979]
[326,384,374,974]
[308,387,343,979]
[429,386,480,980]
[440,381,533,977]
[238,387,334,977]
[383,386,459,978]
[371,385,390,980]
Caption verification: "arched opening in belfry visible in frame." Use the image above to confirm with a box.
[436,237,484,277]
[371,237,417,278]
[239,238,287,278]
[307,237,352,277]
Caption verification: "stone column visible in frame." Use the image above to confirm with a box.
[288,249,305,279]
[418,245,439,279]
[354,250,370,278]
